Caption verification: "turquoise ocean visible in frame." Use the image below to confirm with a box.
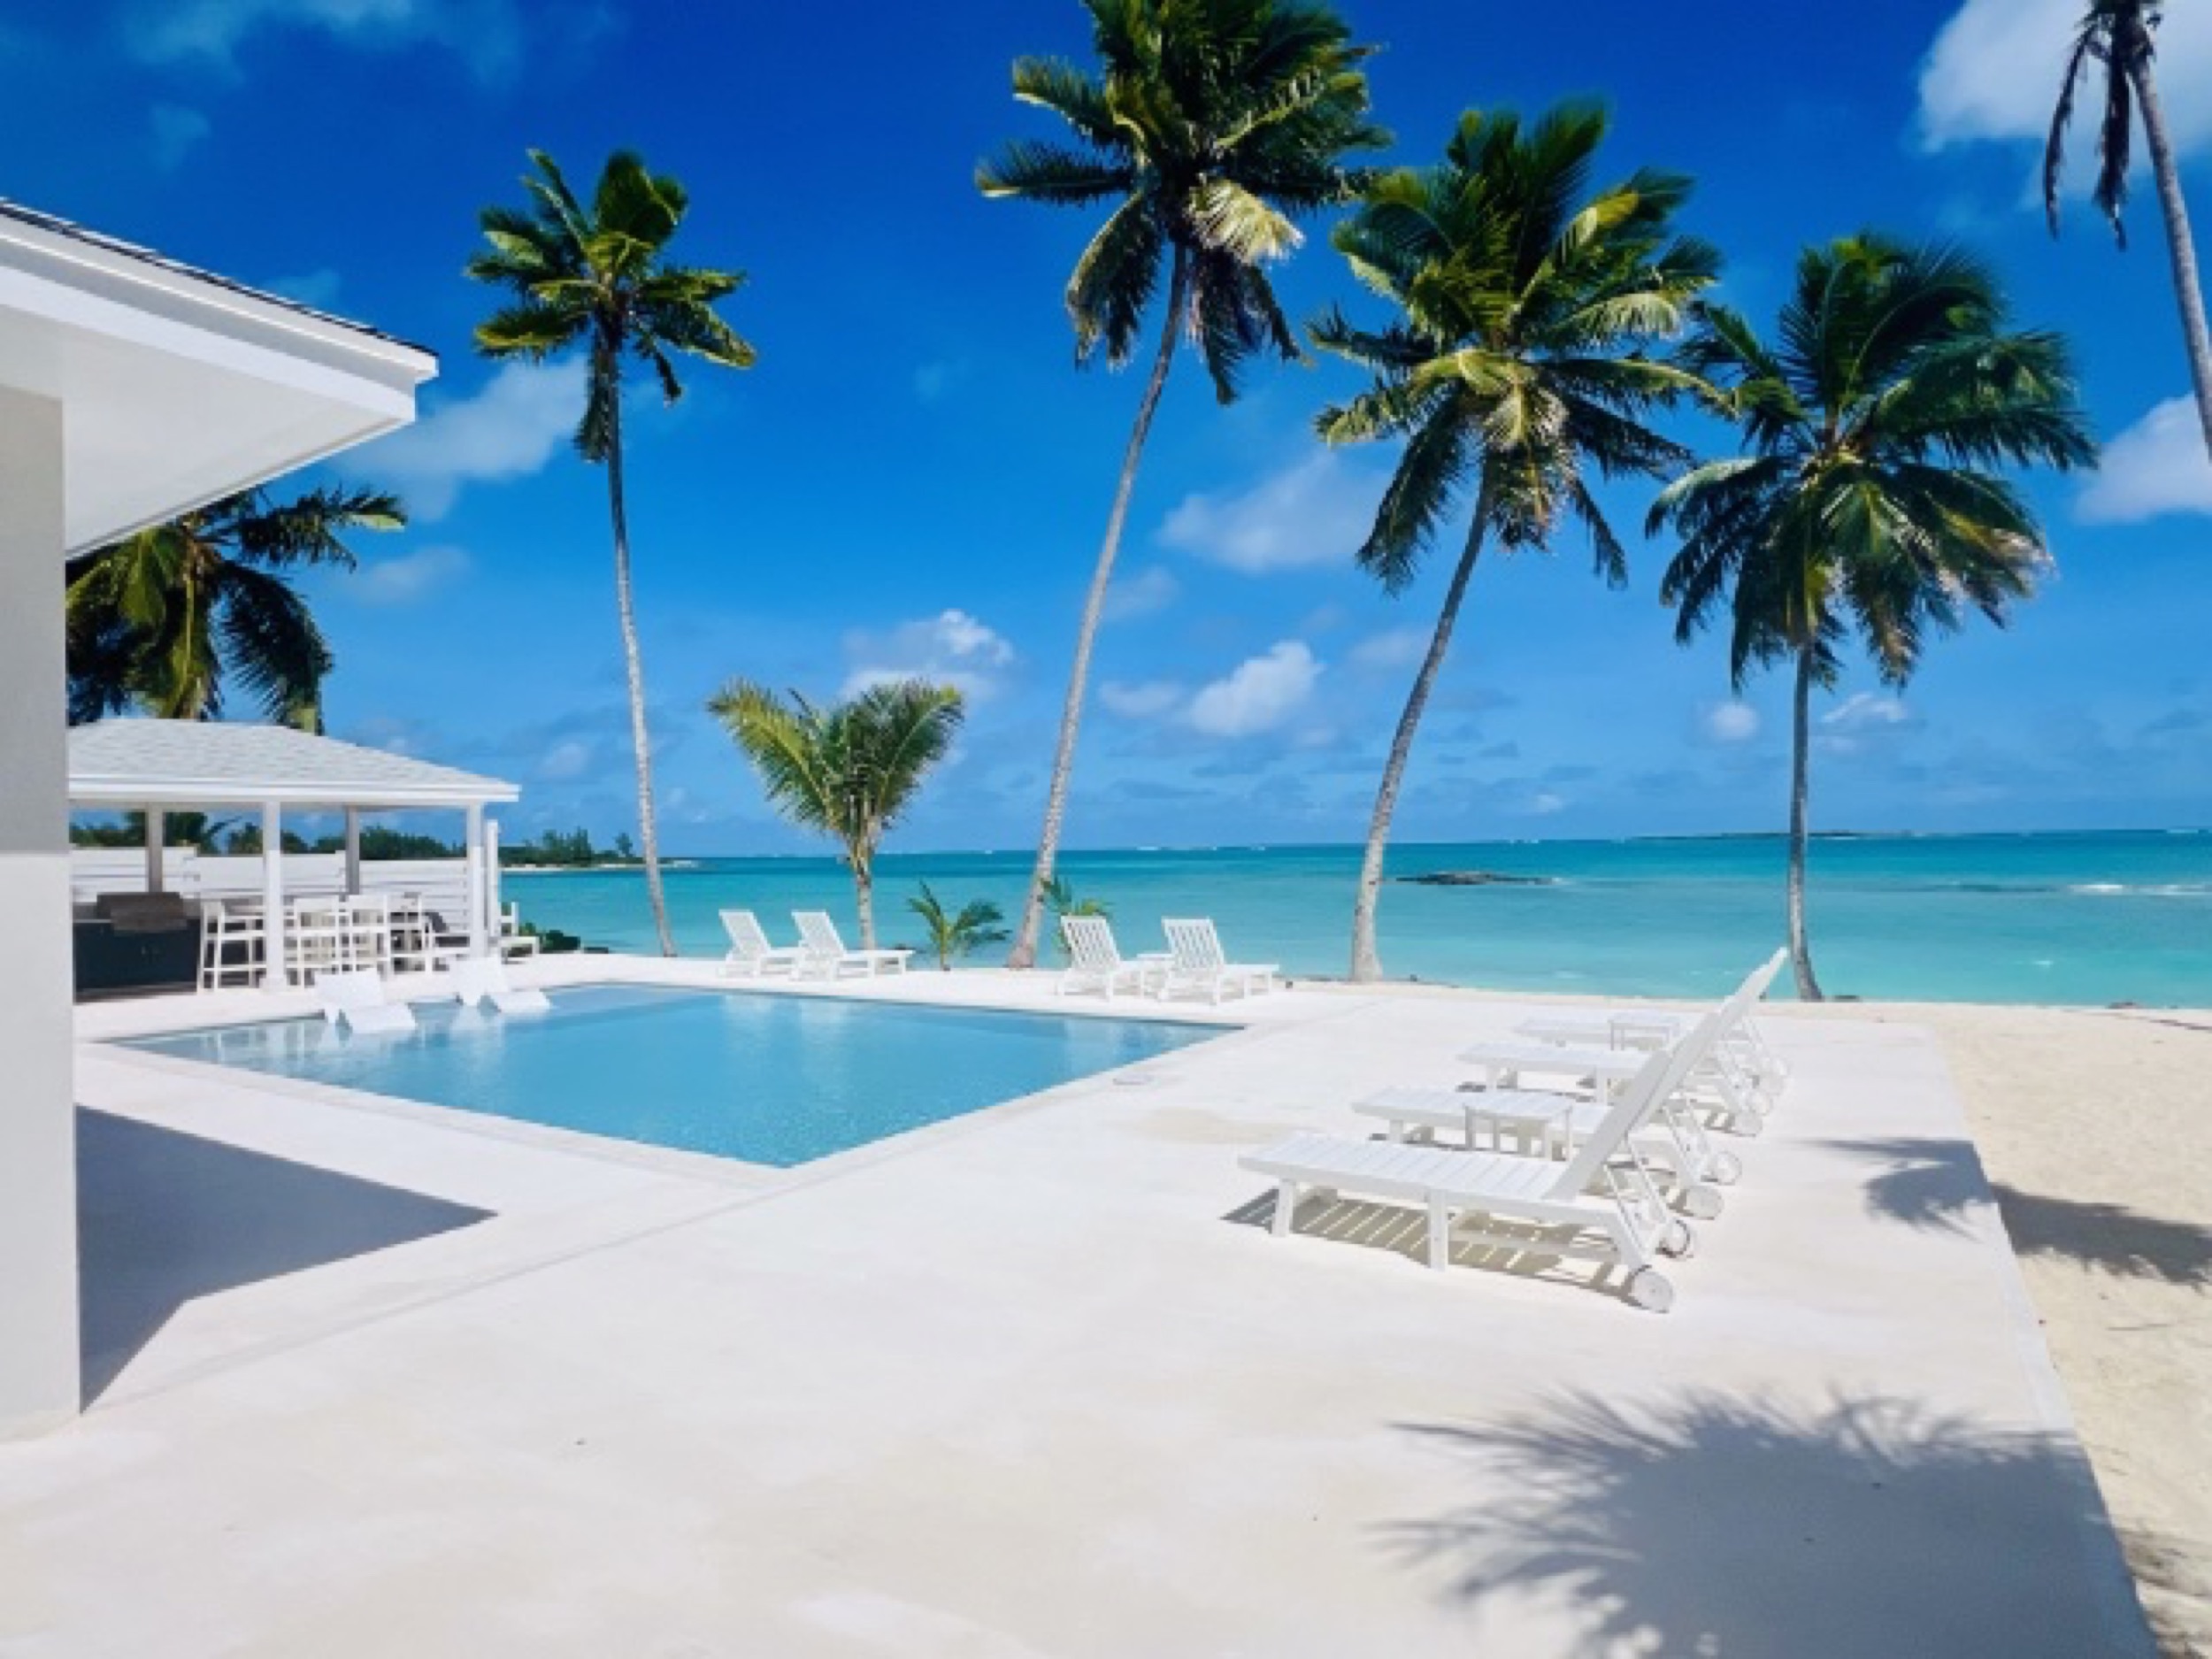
[505,831,2212,1007]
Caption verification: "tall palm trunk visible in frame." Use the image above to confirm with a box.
[604,391,678,957]
[1008,250,1191,969]
[2126,50,2212,462]
[1786,646,1825,1002]
[1349,482,1494,984]
[852,852,876,951]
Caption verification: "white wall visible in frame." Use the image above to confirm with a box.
[0,387,81,1435]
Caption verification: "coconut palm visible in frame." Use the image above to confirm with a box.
[977,0,1386,969]
[468,150,757,957]
[65,485,403,731]
[1652,236,2095,1000]
[707,679,964,949]
[1312,104,1719,983]
[2045,0,2212,460]
[907,884,1010,970]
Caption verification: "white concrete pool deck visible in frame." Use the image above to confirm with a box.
[7,958,2153,1655]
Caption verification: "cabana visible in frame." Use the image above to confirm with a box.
[67,719,521,987]
[0,200,434,1438]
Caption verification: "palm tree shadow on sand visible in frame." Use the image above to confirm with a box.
[1826,1135,2212,1289]
[1387,1391,2149,1655]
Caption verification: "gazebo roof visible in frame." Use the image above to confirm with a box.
[67,719,518,810]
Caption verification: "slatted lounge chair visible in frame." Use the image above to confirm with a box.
[313,968,418,1034]
[1056,915,1162,1000]
[196,899,264,991]
[1159,918,1277,1004]
[1240,1038,1709,1311]
[719,909,808,979]
[1516,949,1791,1094]
[494,902,541,962]
[794,910,911,979]
[445,954,550,1014]
[1353,1012,1741,1218]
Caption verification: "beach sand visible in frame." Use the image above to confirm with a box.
[1828,1002,2212,1656]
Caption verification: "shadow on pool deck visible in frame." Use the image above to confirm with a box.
[1387,1390,2151,1655]
[76,1110,492,1406]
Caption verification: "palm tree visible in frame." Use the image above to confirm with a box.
[707,679,964,949]
[977,0,1386,969]
[468,150,757,957]
[1652,236,2096,999]
[65,485,403,731]
[907,883,1010,970]
[1312,104,1719,983]
[2045,0,2212,461]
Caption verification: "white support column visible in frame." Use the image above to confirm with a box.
[260,800,288,989]
[485,818,503,942]
[465,803,486,958]
[0,386,80,1436]
[143,806,165,895]
[342,808,362,897]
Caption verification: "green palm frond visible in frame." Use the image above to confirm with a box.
[985,0,1387,399]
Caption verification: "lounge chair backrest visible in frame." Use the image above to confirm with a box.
[1745,948,1787,1002]
[313,967,387,1024]
[1062,914,1122,972]
[447,955,511,1006]
[722,909,772,958]
[1550,1009,1727,1194]
[1163,918,1225,973]
[794,910,845,957]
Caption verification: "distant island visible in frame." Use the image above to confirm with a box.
[1391,870,1558,887]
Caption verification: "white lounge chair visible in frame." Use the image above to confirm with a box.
[1355,1012,1742,1217]
[196,899,264,991]
[1159,918,1277,1004]
[1056,915,1163,1000]
[494,902,541,962]
[445,954,550,1014]
[313,967,418,1034]
[719,909,808,979]
[1516,949,1791,1095]
[794,910,911,979]
[1240,1037,1709,1311]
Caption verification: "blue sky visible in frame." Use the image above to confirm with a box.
[12,0,2212,852]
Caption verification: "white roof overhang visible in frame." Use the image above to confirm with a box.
[0,203,437,554]
[67,720,518,813]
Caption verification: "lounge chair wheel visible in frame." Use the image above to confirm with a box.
[1659,1218,1697,1258]
[1680,1184,1724,1222]
[1709,1151,1743,1187]
[1626,1269,1675,1312]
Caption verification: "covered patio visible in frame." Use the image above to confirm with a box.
[0,198,434,1437]
[68,718,521,995]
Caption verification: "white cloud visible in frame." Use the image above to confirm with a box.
[842,608,1016,701]
[1100,679,1185,719]
[1522,791,1568,817]
[149,103,210,171]
[1918,0,2212,158]
[351,543,471,606]
[127,0,531,83]
[1184,641,1322,737]
[1824,693,1914,733]
[2078,396,2212,523]
[1349,626,1429,671]
[1103,565,1180,623]
[538,739,591,780]
[1157,452,1379,574]
[267,268,342,310]
[353,361,581,521]
[1703,701,1761,743]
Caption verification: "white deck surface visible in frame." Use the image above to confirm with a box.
[6,959,2153,1655]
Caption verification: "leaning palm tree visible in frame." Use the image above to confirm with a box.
[707,679,964,949]
[2045,0,2212,460]
[977,0,1386,969]
[1653,236,2096,999]
[1313,104,1719,982]
[468,150,757,957]
[65,485,403,731]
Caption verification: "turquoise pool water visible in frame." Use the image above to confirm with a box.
[124,985,1222,1166]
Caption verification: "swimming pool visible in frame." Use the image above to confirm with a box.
[121,985,1225,1167]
